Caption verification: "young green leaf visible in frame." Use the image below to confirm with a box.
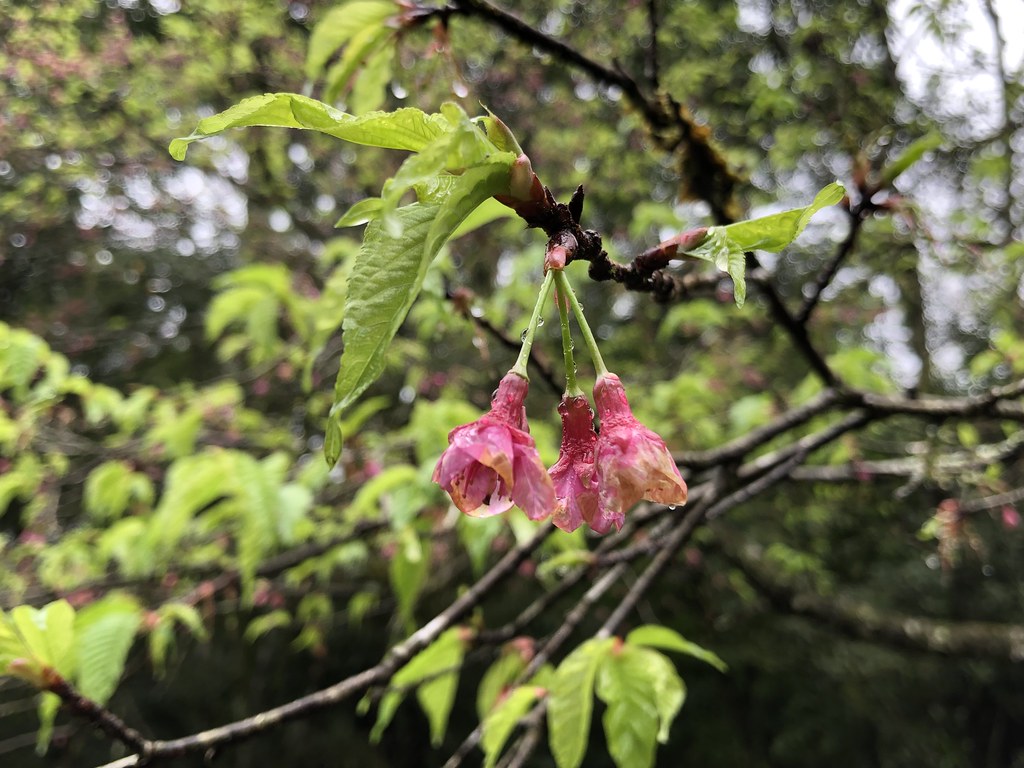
[330,162,511,437]
[448,196,515,240]
[305,0,397,81]
[390,526,428,632]
[36,692,61,755]
[84,461,153,522]
[170,94,448,160]
[348,42,394,115]
[595,645,662,768]
[547,638,614,768]
[482,685,542,768]
[626,624,727,673]
[423,162,513,265]
[631,646,686,743]
[4,601,77,683]
[330,202,439,420]
[477,646,529,720]
[324,411,344,467]
[369,627,468,743]
[324,24,394,105]
[74,594,143,704]
[335,197,383,228]
[682,182,845,307]
[715,182,845,252]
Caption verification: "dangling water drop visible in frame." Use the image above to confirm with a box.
[520,329,529,342]
[668,504,677,510]
[537,318,544,326]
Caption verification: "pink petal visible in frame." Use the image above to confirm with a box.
[511,447,556,521]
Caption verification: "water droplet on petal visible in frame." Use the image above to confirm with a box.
[667,505,677,510]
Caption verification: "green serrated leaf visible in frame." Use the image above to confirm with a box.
[348,464,420,520]
[324,411,344,467]
[9,608,48,672]
[390,526,428,632]
[84,461,144,522]
[596,645,661,768]
[417,651,461,747]
[244,610,293,643]
[335,197,383,228]
[477,648,529,720]
[547,638,613,768]
[324,24,393,105]
[449,196,514,239]
[331,203,439,418]
[36,692,60,755]
[349,42,394,115]
[370,627,467,743]
[423,162,512,263]
[682,182,845,307]
[715,182,845,252]
[626,624,727,673]
[74,594,143,704]
[482,685,541,768]
[5,601,76,682]
[305,0,396,81]
[170,94,447,160]
[631,646,686,743]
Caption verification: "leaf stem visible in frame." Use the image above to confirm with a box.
[512,270,555,379]
[555,269,609,378]
[554,276,583,397]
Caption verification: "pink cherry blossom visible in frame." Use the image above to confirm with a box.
[433,371,556,521]
[549,394,599,532]
[592,373,687,531]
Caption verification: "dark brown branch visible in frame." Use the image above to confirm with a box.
[44,676,147,753]
[91,524,554,767]
[849,378,1024,420]
[737,410,872,481]
[750,272,841,387]
[719,532,1024,659]
[791,430,1024,484]
[678,389,841,469]
[796,206,865,324]
[447,0,740,222]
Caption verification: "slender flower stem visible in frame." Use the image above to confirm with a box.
[555,279,584,397]
[555,269,609,378]
[511,270,556,379]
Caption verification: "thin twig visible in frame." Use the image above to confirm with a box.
[91,524,555,767]
[796,207,865,324]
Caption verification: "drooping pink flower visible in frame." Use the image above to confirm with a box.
[592,373,687,531]
[549,394,599,532]
[433,371,556,521]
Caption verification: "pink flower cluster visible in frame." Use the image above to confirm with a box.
[433,371,687,533]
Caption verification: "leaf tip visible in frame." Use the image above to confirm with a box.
[168,139,188,161]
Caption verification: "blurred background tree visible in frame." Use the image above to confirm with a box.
[1,0,1022,766]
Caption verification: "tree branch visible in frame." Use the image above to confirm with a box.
[718,531,1024,660]
[91,524,554,767]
